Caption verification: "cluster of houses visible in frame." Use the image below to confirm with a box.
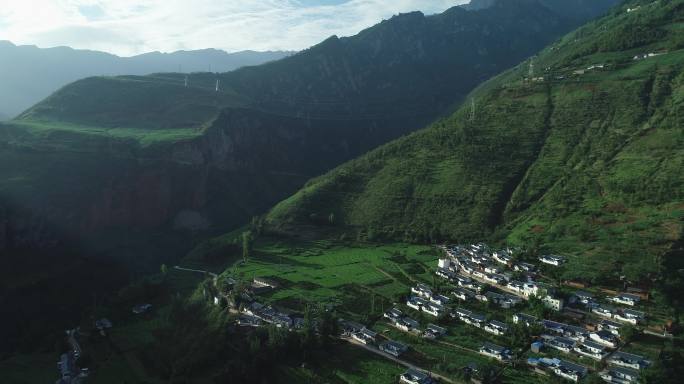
[383,306,447,340]
[451,308,509,337]
[514,312,651,382]
[407,283,448,317]
[439,245,566,312]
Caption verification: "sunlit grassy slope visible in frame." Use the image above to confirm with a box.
[266,0,684,283]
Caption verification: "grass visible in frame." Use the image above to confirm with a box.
[226,239,437,312]
[275,343,405,384]
[6,120,203,147]
[0,353,58,384]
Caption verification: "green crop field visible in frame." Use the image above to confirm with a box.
[224,239,438,313]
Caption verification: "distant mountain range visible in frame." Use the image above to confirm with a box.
[0,41,293,119]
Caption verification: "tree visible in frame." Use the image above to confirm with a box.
[242,231,253,263]
[301,304,318,357]
[620,325,638,344]
[639,361,669,384]
[318,307,338,346]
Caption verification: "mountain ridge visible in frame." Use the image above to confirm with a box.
[0,41,293,119]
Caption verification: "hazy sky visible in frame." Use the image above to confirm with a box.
[0,0,467,56]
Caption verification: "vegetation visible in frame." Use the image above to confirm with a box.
[267,0,684,289]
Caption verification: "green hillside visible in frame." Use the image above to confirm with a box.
[267,0,684,284]
[0,0,620,261]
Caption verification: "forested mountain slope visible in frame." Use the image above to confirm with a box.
[0,0,618,262]
[267,0,684,284]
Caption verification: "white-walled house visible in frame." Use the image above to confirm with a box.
[589,331,618,348]
[479,342,511,361]
[539,255,566,266]
[610,293,641,307]
[543,295,564,311]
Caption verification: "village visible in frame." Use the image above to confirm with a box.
[215,242,665,384]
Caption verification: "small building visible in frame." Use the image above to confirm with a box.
[352,328,377,345]
[543,295,564,311]
[615,309,645,325]
[539,255,566,267]
[531,341,544,353]
[592,305,614,319]
[543,335,575,353]
[384,307,404,322]
[380,340,408,357]
[598,320,623,336]
[424,324,447,339]
[422,302,444,317]
[237,314,262,327]
[452,288,475,301]
[553,360,587,382]
[571,291,594,305]
[95,318,113,330]
[513,313,538,327]
[411,284,433,299]
[514,262,537,273]
[430,294,450,306]
[611,293,641,307]
[573,340,608,360]
[394,317,420,333]
[599,366,640,383]
[132,303,153,314]
[484,320,509,336]
[479,342,511,361]
[608,351,651,371]
[435,268,455,280]
[492,251,512,265]
[58,353,74,380]
[400,368,435,384]
[253,277,279,289]
[438,258,452,269]
[407,296,429,311]
[589,330,618,348]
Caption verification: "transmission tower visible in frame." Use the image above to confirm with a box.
[469,99,476,122]
[529,56,535,78]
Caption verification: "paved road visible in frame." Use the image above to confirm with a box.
[342,337,458,384]
[173,265,218,278]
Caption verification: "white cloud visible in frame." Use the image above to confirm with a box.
[0,0,467,56]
